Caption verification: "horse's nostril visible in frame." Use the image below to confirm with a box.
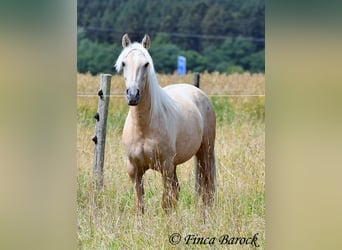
[126,88,140,101]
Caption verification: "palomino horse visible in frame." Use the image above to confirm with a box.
[115,34,216,213]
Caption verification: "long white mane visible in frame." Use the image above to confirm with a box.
[115,43,178,128]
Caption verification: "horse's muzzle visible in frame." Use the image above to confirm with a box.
[126,87,140,106]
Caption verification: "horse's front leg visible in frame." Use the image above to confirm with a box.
[127,161,145,214]
[161,163,180,212]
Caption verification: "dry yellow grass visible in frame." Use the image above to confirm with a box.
[77,72,265,96]
[77,72,265,249]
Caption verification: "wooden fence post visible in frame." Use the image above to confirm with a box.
[193,72,200,88]
[92,73,112,189]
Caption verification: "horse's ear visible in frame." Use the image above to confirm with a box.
[122,33,131,48]
[142,34,151,49]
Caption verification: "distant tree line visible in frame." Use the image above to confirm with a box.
[77,0,264,75]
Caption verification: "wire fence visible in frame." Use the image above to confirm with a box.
[77,136,258,147]
[77,93,265,97]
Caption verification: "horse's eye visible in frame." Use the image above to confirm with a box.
[144,62,149,68]
[122,62,126,67]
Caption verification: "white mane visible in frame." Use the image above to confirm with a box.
[115,42,178,128]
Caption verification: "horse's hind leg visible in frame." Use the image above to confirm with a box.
[161,162,180,212]
[195,139,216,207]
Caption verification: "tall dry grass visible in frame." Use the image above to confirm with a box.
[77,72,265,249]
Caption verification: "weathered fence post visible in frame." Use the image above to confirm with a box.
[193,72,200,88]
[92,73,112,189]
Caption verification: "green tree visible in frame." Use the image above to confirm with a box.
[77,34,121,75]
[181,50,208,73]
[77,0,265,74]
[150,43,181,74]
[242,50,265,73]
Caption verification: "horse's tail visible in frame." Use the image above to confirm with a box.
[195,142,216,206]
[194,88,216,206]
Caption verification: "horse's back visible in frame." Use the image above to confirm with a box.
[164,84,216,125]
[164,83,206,99]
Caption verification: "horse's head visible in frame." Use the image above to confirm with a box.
[117,34,151,106]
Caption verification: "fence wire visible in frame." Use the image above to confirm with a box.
[77,94,265,97]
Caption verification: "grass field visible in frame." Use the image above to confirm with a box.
[77,72,265,249]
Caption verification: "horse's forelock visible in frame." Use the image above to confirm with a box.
[115,42,153,73]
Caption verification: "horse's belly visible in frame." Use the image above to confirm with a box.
[173,113,203,165]
[174,146,200,165]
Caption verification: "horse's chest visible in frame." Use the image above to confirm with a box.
[129,139,154,159]
[124,137,170,168]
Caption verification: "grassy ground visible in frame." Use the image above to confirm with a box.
[77,72,265,249]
